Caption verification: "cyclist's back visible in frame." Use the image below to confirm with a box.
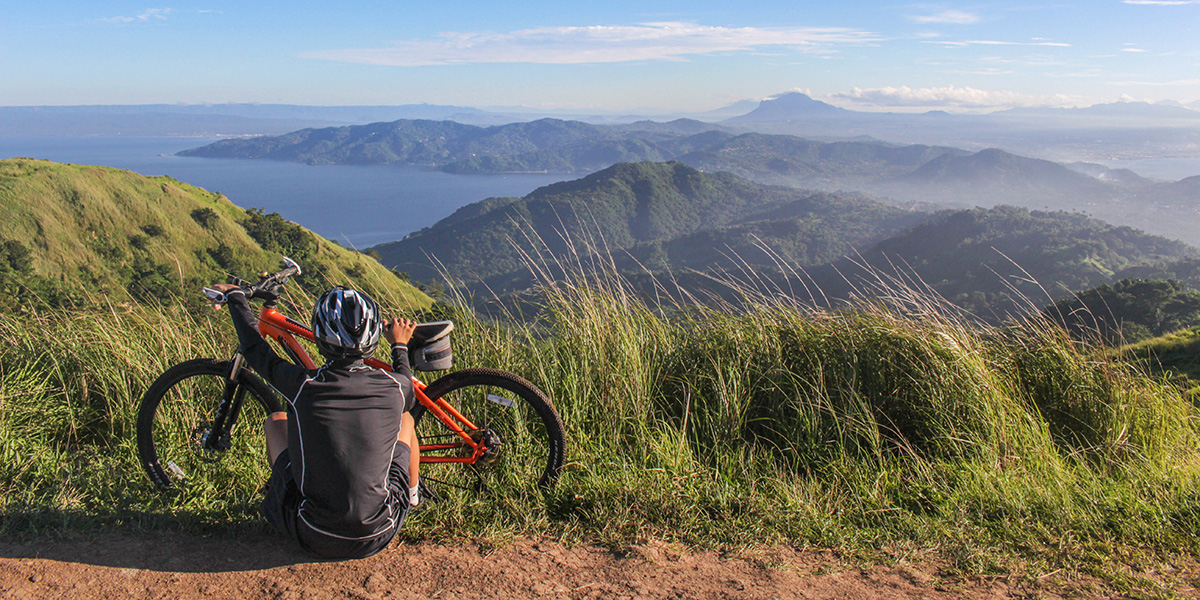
[273,359,410,543]
[220,284,416,559]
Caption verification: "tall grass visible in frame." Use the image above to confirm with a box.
[2,272,1198,577]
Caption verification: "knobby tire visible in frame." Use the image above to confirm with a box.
[137,358,281,494]
[412,368,565,492]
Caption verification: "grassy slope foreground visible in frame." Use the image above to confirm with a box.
[2,270,1198,588]
[0,158,429,310]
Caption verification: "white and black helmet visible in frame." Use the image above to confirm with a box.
[311,287,382,360]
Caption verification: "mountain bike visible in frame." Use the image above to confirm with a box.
[136,257,566,500]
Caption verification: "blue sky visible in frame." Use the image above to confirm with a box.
[3,1,1198,112]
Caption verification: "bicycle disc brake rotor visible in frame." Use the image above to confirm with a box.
[192,421,231,462]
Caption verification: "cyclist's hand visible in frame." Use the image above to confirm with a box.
[384,317,417,346]
[203,282,244,310]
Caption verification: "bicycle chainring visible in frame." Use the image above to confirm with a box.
[468,428,503,466]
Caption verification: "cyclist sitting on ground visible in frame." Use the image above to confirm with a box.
[211,282,422,559]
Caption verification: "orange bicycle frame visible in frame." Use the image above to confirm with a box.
[254,306,488,465]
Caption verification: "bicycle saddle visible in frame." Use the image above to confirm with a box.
[410,321,453,347]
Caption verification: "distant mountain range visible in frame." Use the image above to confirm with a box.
[178,118,727,172]
[725,92,1200,161]
[180,117,1200,246]
[371,161,1197,319]
[7,93,1200,163]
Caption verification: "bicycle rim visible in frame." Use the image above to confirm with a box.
[414,368,565,496]
[138,359,280,496]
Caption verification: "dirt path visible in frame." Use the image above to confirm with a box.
[0,532,1194,599]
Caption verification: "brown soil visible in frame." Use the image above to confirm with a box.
[1,532,1196,600]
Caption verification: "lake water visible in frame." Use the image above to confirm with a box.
[0,136,568,248]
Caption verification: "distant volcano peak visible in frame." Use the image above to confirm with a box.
[727,91,846,122]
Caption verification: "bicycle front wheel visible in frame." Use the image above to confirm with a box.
[137,358,282,495]
[412,368,565,494]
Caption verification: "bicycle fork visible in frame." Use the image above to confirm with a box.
[202,354,250,455]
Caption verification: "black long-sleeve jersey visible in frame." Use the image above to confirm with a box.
[227,291,414,541]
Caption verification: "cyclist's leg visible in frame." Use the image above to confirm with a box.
[265,411,288,465]
[400,411,421,504]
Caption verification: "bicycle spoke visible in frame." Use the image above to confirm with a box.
[139,360,278,496]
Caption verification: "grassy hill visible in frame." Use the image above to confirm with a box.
[1125,326,1200,384]
[807,205,1199,319]
[371,162,926,292]
[0,158,429,311]
[1,162,1198,588]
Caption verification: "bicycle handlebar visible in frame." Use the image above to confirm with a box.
[203,256,301,308]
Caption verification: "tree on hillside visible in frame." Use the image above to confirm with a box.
[1045,278,1200,344]
[241,208,317,264]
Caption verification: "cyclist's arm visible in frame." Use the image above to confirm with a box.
[385,345,413,410]
[225,289,306,399]
[385,318,416,410]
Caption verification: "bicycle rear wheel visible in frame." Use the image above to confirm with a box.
[137,358,282,495]
[412,368,565,494]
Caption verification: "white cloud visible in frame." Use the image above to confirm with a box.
[299,22,884,66]
[909,10,981,24]
[99,8,171,25]
[1122,0,1197,5]
[1122,48,1149,52]
[1107,78,1200,86]
[924,39,1071,48]
[829,85,1079,109]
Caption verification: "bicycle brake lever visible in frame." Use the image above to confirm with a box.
[202,287,227,311]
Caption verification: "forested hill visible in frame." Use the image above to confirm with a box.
[1046,278,1200,344]
[371,161,930,290]
[178,118,674,172]
[0,158,429,311]
[368,156,1199,319]
[177,117,967,181]
[810,205,1199,318]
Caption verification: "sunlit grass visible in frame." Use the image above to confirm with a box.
[2,270,1198,586]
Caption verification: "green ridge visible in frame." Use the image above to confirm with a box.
[373,161,922,291]
[0,158,430,311]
